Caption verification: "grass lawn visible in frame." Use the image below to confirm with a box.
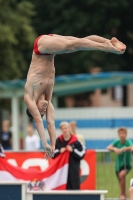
[96,153,133,198]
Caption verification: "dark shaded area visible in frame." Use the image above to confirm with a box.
[122,85,127,106]
[31,0,133,76]
[33,194,100,200]
[0,185,21,200]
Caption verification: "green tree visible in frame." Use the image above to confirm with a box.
[0,0,36,80]
[1,0,132,80]
[31,0,133,75]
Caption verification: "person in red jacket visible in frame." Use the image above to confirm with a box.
[54,121,86,190]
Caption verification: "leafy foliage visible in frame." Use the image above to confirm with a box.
[0,0,36,80]
[0,0,133,80]
[31,0,133,75]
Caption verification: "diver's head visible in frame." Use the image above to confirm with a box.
[26,100,48,120]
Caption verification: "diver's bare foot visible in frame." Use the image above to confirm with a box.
[111,37,126,53]
[104,40,122,54]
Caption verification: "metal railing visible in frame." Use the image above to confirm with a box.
[96,149,132,199]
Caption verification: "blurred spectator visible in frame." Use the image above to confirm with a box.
[54,121,86,190]
[64,96,75,107]
[70,121,85,145]
[75,93,90,107]
[0,120,12,150]
[0,143,5,158]
[89,66,102,74]
[107,127,132,200]
[25,124,40,151]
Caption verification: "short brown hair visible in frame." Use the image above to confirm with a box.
[118,127,127,134]
[26,109,33,120]
[26,109,44,121]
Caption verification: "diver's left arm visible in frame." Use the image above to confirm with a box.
[46,101,56,152]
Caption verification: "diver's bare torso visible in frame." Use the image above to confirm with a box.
[25,52,55,102]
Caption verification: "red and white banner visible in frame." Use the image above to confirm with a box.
[0,151,70,190]
[80,150,96,190]
[1,150,96,189]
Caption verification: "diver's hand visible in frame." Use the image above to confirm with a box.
[44,144,54,160]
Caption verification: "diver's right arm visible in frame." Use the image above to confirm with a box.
[24,93,47,147]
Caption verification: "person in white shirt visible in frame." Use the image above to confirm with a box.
[25,124,40,151]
